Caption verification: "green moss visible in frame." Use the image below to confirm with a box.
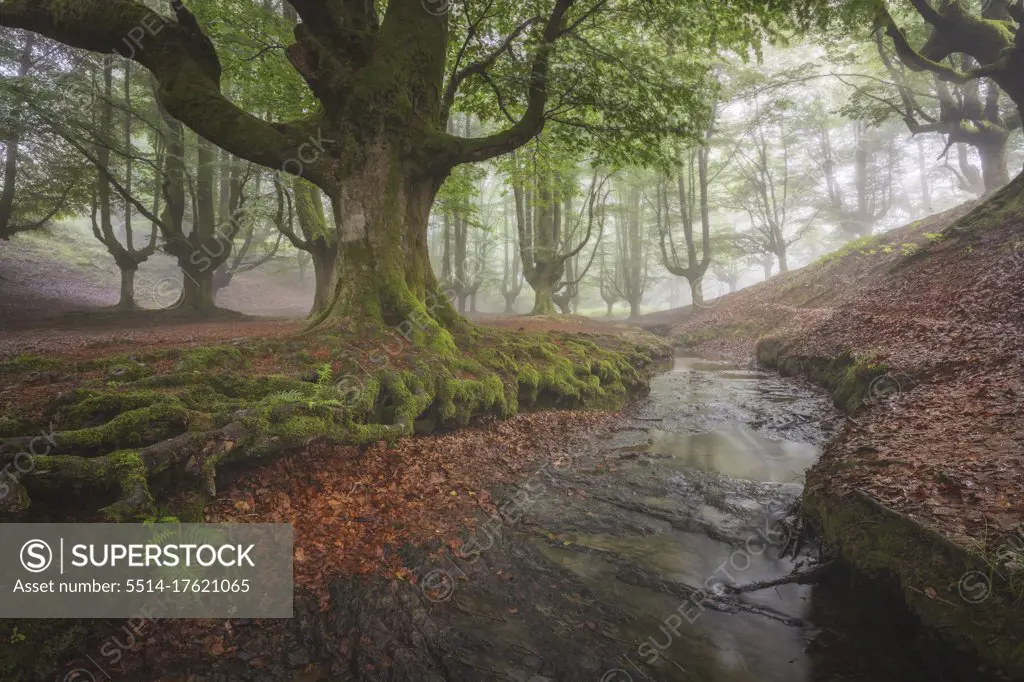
[175,345,245,372]
[62,390,181,428]
[757,340,887,413]
[0,353,65,374]
[0,417,27,439]
[105,362,151,382]
[59,403,190,453]
[270,415,334,442]
[0,620,92,681]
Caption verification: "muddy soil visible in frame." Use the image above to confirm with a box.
[104,357,992,682]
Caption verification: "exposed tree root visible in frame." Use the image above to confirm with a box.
[0,326,671,521]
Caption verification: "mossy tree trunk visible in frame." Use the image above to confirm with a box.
[881,4,1024,196]
[169,135,228,314]
[979,136,1011,192]
[310,149,465,342]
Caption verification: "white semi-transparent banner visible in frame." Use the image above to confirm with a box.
[1,523,293,618]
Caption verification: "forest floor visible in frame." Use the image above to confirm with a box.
[4,197,1023,678]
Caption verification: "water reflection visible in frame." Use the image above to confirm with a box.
[646,424,819,483]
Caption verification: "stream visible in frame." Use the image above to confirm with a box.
[309,355,979,682]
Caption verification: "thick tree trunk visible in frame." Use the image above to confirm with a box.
[312,142,458,340]
[531,283,558,316]
[605,301,614,317]
[178,270,217,313]
[690,279,705,307]
[211,265,232,303]
[777,249,789,273]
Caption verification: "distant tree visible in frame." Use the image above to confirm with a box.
[0,31,81,239]
[500,195,524,314]
[729,101,817,273]
[605,176,654,319]
[814,119,895,238]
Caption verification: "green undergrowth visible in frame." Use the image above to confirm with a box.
[0,324,671,524]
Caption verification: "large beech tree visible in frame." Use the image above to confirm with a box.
[1,0,821,335]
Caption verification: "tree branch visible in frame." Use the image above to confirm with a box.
[439,0,577,167]
[1,0,335,190]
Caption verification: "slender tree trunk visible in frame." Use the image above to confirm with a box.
[290,178,338,318]
[118,266,137,309]
[0,34,34,238]
[310,243,338,318]
[917,136,932,213]
[979,140,1011,193]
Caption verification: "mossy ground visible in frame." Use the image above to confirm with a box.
[0,323,670,524]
